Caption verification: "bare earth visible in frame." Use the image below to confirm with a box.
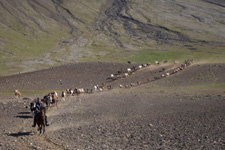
[0,62,225,150]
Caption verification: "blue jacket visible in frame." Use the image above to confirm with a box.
[35,102,44,114]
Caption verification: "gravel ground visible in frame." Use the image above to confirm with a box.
[0,62,225,150]
[46,91,225,150]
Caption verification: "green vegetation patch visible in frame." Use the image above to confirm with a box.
[125,43,225,64]
[126,48,187,64]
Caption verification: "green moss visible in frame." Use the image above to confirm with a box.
[0,15,72,76]
[62,0,106,24]
[124,43,225,64]
[125,49,183,63]
[1,0,225,77]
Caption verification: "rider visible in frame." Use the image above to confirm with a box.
[32,98,49,127]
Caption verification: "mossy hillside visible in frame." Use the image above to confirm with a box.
[61,0,107,24]
[125,45,225,64]
[0,0,111,76]
[0,10,72,76]
[0,0,225,76]
[130,0,225,42]
[77,32,225,64]
[2,23,71,54]
[0,34,71,76]
[0,57,22,77]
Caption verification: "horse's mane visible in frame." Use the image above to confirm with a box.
[40,106,45,111]
[37,107,45,118]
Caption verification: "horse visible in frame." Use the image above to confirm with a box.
[15,90,21,98]
[43,95,51,108]
[51,92,58,106]
[61,91,66,97]
[35,107,46,135]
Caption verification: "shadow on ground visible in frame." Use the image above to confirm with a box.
[8,131,32,137]
[18,112,31,115]
[16,115,33,119]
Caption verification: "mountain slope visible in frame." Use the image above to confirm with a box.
[0,0,225,76]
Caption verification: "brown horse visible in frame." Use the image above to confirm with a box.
[15,90,21,98]
[52,93,58,106]
[36,108,45,135]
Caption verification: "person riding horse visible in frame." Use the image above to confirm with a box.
[32,98,49,127]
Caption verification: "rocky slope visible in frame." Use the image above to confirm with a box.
[0,62,225,149]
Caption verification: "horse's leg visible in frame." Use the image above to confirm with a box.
[39,125,42,136]
[43,125,45,134]
[46,99,49,107]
